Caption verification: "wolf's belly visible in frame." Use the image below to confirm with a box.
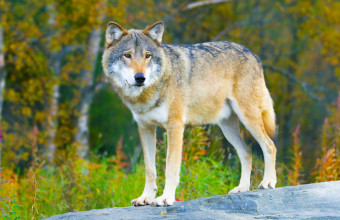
[132,98,232,127]
[184,102,232,125]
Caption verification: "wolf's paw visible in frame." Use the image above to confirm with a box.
[259,177,277,189]
[228,185,250,194]
[150,195,175,207]
[131,195,155,206]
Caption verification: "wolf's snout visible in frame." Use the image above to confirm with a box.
[135,73,146,84]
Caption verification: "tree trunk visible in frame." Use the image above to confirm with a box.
[0,24,6,120]
[281,24,298,162]
[75,25,103,158]
[47,64,60,161]
[46,4,61,162]
[0,21,5,170]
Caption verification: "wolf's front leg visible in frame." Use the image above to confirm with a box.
[131,123,157,206]
[151,120,184,206]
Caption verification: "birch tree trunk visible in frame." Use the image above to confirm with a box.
[0,19,5,170]
[75,23,103,158]
[0,21,6,120]
[47,60,60,162]
[46,4,61,162]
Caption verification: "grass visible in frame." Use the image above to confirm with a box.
[0,127,241,219]
[0,155,239,219]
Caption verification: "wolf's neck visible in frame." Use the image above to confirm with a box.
[118,75,168,112]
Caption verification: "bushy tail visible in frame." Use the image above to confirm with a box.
[262,108,276,139]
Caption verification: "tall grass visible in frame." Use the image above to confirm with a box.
[0,127,238,219]
[312,94,340,182]
[288,124,303,185]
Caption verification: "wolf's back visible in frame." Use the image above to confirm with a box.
[163,41,262,65]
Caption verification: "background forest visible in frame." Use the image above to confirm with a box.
[0,0,339,219]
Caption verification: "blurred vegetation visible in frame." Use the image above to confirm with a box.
[0,0,339,219]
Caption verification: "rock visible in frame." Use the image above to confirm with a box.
[45,181,340,219]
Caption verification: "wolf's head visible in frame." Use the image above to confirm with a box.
[102,21,165,97]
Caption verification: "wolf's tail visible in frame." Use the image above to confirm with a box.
[262,106,276,139]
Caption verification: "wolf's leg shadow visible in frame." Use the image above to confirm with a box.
[218,113,252,194]
[131,123,158,206]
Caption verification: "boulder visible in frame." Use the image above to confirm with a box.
[45,181,340,219]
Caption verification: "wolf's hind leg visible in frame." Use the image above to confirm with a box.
[246,119,276,189]
[218,113,252,194]
[131,123,158,206]
[231,100,277,189]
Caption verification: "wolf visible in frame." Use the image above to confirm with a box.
[102,21,277,207]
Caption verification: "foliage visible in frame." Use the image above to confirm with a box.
[0,0,339,170]
[312,94,340,182]
[288,124,303,185]
[89,87,139,156]
[0,179,22,220]
[0,0,339,219]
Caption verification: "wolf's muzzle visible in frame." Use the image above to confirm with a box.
[134,73,146,86]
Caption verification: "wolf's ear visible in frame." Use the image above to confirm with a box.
[143,21,164,45]
[106,21,128,44]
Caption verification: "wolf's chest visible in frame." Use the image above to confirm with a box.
[131,102,169,127]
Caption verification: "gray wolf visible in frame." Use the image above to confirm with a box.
[102,21,277,207]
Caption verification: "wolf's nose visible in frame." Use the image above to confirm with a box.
[135,73,146,83]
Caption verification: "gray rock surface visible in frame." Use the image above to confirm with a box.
[45,181,340,219]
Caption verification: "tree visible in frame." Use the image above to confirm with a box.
[0,0,7,119]
[75,0,107,158]
[46,3,62,162]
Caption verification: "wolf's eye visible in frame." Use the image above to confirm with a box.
[124,54,131,58]
[145,54,152,59]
